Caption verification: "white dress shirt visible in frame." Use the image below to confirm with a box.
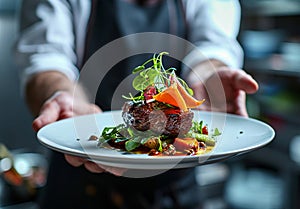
[14,0,243,91]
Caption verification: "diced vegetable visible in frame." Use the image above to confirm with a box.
[186,132,216,146]
[173,137,199,152]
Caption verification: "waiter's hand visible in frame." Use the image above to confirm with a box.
[32,91,101,130]
[190,66,259,117]
[32,91,125,176]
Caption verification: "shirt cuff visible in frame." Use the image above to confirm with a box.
[19,53,79,94]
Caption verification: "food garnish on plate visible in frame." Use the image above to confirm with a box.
[97,52,220,156]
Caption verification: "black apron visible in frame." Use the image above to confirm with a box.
[40,1,201,209]
[84,0,187,111]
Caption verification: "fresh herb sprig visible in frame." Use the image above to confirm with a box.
[98,124,163,152]
[98,124,128,143]
[123,52,193,102]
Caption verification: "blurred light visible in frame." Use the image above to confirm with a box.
[0,157,12,172]
[195,163,229,186]
[15,158,32,176]
[290,135,300,164]
[225,168,284,209]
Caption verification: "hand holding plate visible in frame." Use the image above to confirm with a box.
[32,90,126,175]
[191,67,259,117]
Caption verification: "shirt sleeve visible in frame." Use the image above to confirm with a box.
[181,0,244,77]
[14,0,80,93]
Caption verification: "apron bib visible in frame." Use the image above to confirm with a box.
[83,0,187,110]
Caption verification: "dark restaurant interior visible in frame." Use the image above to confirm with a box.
[0,0,300,208]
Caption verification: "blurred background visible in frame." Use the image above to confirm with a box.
[0,0,300,208]
[0,1,48,208]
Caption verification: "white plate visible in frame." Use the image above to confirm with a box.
[37,110,275,170]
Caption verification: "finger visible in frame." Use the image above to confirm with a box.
[83,104,102,115]
[91,104,102,113]
[72,102,102,116]
[84,161,126,176]
[59,110,74,120]
[97,164,127,176]
[234,71,259,94]
[32,101,61,131]
[233,91,249,117]
[84,161,106,173]
[65,154,88,167]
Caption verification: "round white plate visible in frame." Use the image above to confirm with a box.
[37,110,275,170]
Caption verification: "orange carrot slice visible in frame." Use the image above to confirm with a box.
[175,80,205,108]
[153,81,205,111]
[153,84,187,111]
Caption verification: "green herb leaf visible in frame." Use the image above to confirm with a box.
[127,127,134,137]
[125,140,140,151]
[133,65,145,74]
[186,87,194,96]
[98,124,127,142]
[192,121,203,134]
[157,137,163,152]
[132,75,150,91]
[213,128,221,136]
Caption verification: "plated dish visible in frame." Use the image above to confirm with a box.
[109,52,211,157]
[37,110,275,170]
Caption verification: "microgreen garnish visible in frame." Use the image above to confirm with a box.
[122,93,144,103]
[123,52,193,102]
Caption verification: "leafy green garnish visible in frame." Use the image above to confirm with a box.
[132,68,160,91]
[191,121,204,134]
[98,124,165,152]
[124,52,193,101]
[213,128,221,137]
[157,137,163,152]
[125,140,140,151]
[98,124,127,143]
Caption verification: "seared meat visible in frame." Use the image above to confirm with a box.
[122,101,194,137]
